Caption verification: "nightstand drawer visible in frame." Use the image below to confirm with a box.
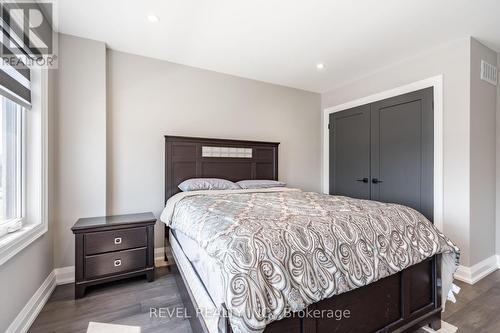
[85,227,147,255]
[85,248,147,280]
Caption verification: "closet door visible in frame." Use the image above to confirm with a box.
[370,88,433,220]
[329,105,371,199]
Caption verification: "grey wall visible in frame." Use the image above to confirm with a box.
[322,37,473,265]
[53,35,321,266]
[469,39,497,264]
[106,50,321,248]
[0,237,53,332]
[0,69,56,332]
[54,34,107,268]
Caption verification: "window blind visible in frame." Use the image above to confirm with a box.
[0,5,35,109]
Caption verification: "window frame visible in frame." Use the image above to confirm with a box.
[0,99,26,232]
[0,67,48,266]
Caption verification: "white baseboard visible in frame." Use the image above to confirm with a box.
[54,266,75,285]
[5,270,57,333]
[418,320,458,333]
[454,255,500,284]
[154,246,174,267]
[154,247,166,261]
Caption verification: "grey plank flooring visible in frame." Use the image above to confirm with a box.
[28,267,192,333]
[443,270,500,332]
[29,268,500,333]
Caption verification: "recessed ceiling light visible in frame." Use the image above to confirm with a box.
[316,63,325,70]
[147,14,159,23]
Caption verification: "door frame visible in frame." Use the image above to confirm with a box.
[322,75,443,230]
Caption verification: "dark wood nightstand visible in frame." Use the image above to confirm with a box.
[71,212,156,299]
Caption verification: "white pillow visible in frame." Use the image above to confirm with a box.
[236,180,286,189]
[178,178,240,192]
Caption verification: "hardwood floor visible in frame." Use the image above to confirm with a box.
[29,268,500,333]
[442,270,500,332]
[28,267,192,333]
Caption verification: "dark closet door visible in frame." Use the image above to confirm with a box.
[370,88,433,220]
[329,105,371,199]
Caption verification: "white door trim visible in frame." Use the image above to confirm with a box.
[322,75,444,231]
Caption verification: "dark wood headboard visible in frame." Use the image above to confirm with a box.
[164,136,279,202]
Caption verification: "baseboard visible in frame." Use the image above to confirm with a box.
[454,255,500,284]
[54,266,75,285]
[154,246,173,267]
[154,246,165,261]
[5,270,57,333]
[418,320,458,333]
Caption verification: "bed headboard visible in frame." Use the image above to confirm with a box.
[164,136,279,202]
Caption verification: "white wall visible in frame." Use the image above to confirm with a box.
[107,50,321,247]
[54,34,107,268]
[321,38,473,265]
[469,39,497,264]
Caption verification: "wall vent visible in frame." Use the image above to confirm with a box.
[481,60,498,86]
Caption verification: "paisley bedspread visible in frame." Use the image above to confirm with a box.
[161,188,459,333]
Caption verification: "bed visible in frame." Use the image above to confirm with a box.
[161,135,458,333]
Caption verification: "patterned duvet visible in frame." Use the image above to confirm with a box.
[161,188,459,333]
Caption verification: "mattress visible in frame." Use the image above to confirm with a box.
[170,230,225,333]
[172,229,225,306]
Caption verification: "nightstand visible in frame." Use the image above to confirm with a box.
[71,212,156,299]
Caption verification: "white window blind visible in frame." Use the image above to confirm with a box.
[0,1,35,109]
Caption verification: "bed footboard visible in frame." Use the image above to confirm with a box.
[225,254,442,333]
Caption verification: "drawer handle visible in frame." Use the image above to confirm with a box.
[114,237,122,245]
[114,259,122,267]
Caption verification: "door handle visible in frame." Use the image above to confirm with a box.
[356,178,369,183]
[372,178,383,184]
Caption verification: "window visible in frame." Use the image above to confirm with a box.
[0,96,24,237]
[0,1,51,265]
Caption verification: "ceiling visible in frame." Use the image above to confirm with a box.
[57,0,500,93]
